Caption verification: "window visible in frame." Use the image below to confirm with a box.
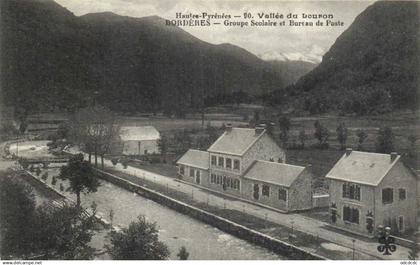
[278,188,287,201]
[236,180,240,190]
[342,183,361,200]
[211,155,217,165]
[232,179,240,190]
[234,159,240,170]
[179,166,184,175]
[399,188,406,201]
[218,157,224,167]
[226,158,232,169]
[216,175,220,185]
[382,188,394,204]
[262,185,270,197]
[227,178,231,188]
[189,169,194,177]
[196,170,200,178]
[210,174,216,184]
[343,206,359,224]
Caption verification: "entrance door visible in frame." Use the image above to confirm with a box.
[253,184,259,200]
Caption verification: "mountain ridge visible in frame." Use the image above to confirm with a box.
[287,0,419,115]
[2,0,304,116]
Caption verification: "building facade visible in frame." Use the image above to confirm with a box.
[177,126,313,212]
[327,149,418,236]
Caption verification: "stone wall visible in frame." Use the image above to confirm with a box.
[375,162,417,233]
[288,169,313,211]
[242,133,286,173]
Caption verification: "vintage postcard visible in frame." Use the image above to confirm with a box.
[0,0,419,262]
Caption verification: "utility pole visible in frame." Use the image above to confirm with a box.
[352,239,356,260]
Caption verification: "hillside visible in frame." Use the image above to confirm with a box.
[0,0,284,117]
[285,1,420,115]
[268,60,317,86]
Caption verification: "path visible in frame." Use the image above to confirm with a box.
[67,148,410,260]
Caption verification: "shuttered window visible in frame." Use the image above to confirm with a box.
[343,206,359,224]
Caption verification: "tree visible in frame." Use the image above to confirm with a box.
[177,246,189,260]
[69,105,119,168]
[336,122,348,150]
[34,203,97,259]
[0,171,97,260]
[375,127,395,153]
[298,129,307,148]
[0,171,37,259]
[408,135,417,158]
[106,216,170,260]
[278,116,291,147]
[253,110,260,125]
[157,135,168,161]
[356,129,368,151]
[58,153,100,207]
[313,121,329,147]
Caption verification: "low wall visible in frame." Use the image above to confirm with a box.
[94,168,325,260]
[312,194,329,208]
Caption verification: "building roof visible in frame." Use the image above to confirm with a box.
[119,126,160,141]
[325,151,401,186]
[177,149,209,170]
[243,160,306,187]
[207,128,265,156]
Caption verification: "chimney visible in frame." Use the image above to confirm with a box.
[255,125,265,135]
[226,123,232,133]
[390,152,398,162]
[345,148,352,156]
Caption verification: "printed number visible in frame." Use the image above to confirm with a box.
[244,12,252,19]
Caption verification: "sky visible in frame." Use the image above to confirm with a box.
[55,0,375,63]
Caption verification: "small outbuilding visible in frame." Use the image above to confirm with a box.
[177,149,209,186]
[119,126,160,156]
[242,160,313,212]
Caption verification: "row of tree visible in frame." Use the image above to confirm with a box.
[65,105,119,168]
[275,116,417,154]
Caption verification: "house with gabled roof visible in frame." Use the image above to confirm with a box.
[118,126,160,155]
[177,125,313,212]
[242,160,313,212]
[177,149,209,186]
[326,148,418,236]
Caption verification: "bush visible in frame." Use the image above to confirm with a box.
[35,167,41,176]
[19,159,29,169]
[111,158,119,166]
[59,183,64,192]
[28,165,34,172]
[121,160,128,169]
[149,157,161,164]
[51,176,57,186]
[41,172,48,181]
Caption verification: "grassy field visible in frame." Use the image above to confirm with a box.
[28,108,420,174]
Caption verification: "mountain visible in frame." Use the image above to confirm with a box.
[288,1,419,115]
[268,60,317,86]
[0,0,284,117]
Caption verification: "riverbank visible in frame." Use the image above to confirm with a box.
[93,168,325,260]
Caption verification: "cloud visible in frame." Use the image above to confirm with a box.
[55,0,375,61]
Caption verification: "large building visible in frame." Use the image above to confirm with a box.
[118,126,160,156]
[177,125,313,212]
[326,149,418,236]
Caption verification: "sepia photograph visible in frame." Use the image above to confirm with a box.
[0,0,419,262]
